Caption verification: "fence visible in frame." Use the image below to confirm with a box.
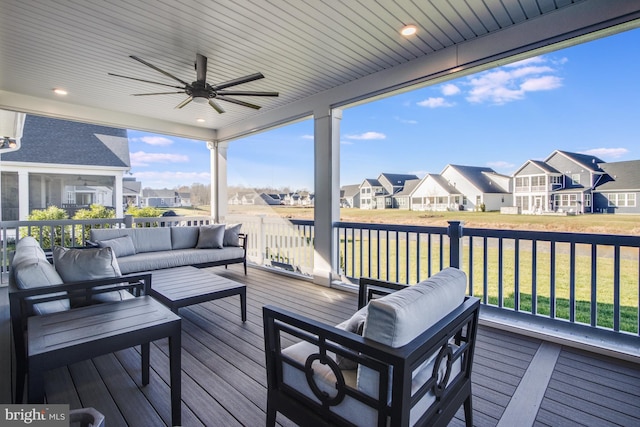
[2,216,639,336]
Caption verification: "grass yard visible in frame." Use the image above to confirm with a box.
[338,236,639,333]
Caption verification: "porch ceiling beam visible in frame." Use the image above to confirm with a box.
[0,90,217,141]
[216,0,640,142]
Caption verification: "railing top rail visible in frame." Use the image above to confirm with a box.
[464,227,640,247]
[334,221,448,234]
[1,218,124,227]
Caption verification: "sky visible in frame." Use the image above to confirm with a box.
[127,27,639,191]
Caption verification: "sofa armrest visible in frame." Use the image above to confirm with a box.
[358,277,409,309]
[238,233,248,252]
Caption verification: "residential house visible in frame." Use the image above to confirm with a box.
[512,150,605,214]
[593,160,640,214]
[441,165,512,211]
[258,193,283,206]
[0,114,130,220]
[123,177,142,209]
[142,189,179,207]
[392,179,420,210]
[359,178,383,210]
[359,173,419,209]
[340,184,361,208]
[178,192,192,207]
[410,174,463,211]
[377,173,420,209]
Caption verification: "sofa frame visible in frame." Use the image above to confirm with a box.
[263,277,480,427]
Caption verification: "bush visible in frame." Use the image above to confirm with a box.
[73,204,116,243]
[73,204,115,220]
[21,206,71,248]
[125,206,163,217]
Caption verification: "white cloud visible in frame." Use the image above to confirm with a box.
[394,116,418,124]
[132,171,211,188]
[344,131,386,140]
[136,136,174,146]
[466,55,563,104]
[487,161,515,169]
[417,97,455,108]
[301,134,314,140]
[340,140,353,145]
[580,147,629,159]
[441,83,461,96]
[130,151,189,167]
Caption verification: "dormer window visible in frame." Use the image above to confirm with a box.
[571,174,580,185]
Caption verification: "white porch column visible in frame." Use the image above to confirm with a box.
[114,174,124,217]
[18,170,28,219]
[313,108,341,287]
[207,140,228,223]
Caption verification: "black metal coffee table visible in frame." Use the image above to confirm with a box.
[149,266,247,320]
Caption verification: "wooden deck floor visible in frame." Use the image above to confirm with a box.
[2,265,639,426]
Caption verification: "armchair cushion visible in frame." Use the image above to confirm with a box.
[13,259,69,315]
[53,246,130,305]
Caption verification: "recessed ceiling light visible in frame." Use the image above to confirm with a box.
[401,24,417,37]
[53,88,68,95]
[196,118,206,123]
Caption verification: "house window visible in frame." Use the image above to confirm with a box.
[607,193,636,207]
[558,194,578,207]
[584,194,591,207]
[515,177,529,191]
[463,196,467,205]
[550,176,562,185]
[571,174,580,185]
[66,191,74,204]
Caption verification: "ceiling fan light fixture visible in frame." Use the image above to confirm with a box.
[196,118,205,123]
[192,96,209,104]
[53,88,68,95]
[401,24,417,36]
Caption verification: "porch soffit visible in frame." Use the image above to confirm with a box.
[0,0,639,141]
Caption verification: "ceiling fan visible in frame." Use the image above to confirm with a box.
[108,54,279,113]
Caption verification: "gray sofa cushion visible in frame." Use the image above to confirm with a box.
[116,247,245,274]
[171,226,200,249]
[90,227,172,254]
[13,258,70,315]
[196,224,225,249]
[11,236,48,266]
[97,235,136,257]
[223,224,242,247]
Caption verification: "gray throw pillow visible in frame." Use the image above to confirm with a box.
[334,307,367,370]
[97,235,136,257]
[223,224,242,247]
[53,246,122,282]
[196,224,225,249]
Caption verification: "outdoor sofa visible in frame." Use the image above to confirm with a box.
[263,267,480,427]
[88,224,247,274]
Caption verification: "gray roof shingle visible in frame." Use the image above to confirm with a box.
[447,165,510,194]
[595,160,640,191]
[2,114,130,167]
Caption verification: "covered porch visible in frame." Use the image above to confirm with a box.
[2,264,638,426]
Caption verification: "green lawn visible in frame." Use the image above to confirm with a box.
[339,236,639,333]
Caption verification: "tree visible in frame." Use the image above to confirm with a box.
[21,206,71,248]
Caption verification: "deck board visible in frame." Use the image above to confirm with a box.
[2,265,640,427]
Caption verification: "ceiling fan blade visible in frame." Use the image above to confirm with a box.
[108,73,184,89]
[216,96,261,110]
[213,72,264,90]
[130,55,190,86]
[132,92,186,96]
[209,99,225,114]
[175,97,193,109]
[216,90,279,97]
[196,54,208,83]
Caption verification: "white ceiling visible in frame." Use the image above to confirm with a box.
[1,0,639,141]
